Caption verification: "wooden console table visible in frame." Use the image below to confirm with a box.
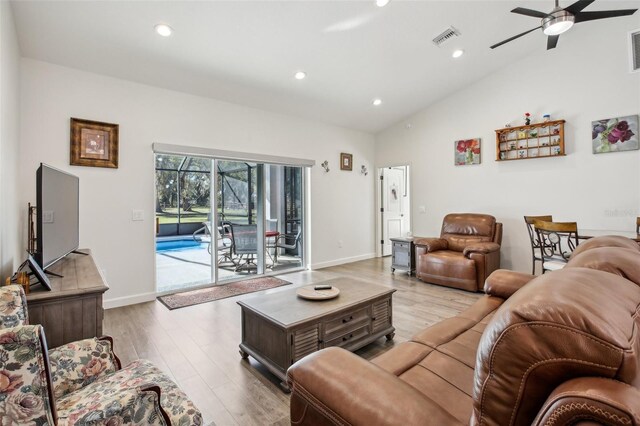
[26,249,109,348]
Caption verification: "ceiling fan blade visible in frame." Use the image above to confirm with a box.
[547,35,559,50]
[490,26,542,49]
[575,9,638,23]
[564,0,595,14]
[511,7,550,19]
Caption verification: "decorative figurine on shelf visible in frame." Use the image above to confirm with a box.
[504,124,511,128]
[543,114,550,123]
[524,112,531,126]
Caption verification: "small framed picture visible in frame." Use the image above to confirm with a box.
[454,138,481,166]
[70,118,119,168]
[340,153,353,171]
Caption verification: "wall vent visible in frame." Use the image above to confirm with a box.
[630,29,640,73]
[432,27,461,47]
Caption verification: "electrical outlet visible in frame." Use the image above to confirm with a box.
[43,211,54,223]
[338,240,343,248]
[132,210,144,221]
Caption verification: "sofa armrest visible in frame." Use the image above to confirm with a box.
[286,347,459,426]
[48,336,121,399]
[463,242,500,257]
[533,377,640,426]
[484,269,537,299]
[0,325,56,425]
[0,284,29,327]
[414,237,448,253]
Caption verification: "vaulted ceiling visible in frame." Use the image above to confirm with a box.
[11,1,639,132]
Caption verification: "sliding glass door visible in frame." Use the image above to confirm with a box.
[265,165,303,272]
[155,153,305,292]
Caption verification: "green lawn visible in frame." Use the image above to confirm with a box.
[156,207,252,224]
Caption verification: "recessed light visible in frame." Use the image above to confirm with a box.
[294,71,307,80]
[376,0,390,7]
[452,49,464,58]
[373,98,383,106]
[154,24,173,37]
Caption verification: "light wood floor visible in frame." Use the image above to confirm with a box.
[104,256,481,426]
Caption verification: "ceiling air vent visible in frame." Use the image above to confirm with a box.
[630,29,640,73]
[432,27,461,47]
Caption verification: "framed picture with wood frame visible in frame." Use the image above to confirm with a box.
[70,118,119,168]
[340,152,353,171]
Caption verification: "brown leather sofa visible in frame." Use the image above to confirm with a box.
[287,237,640,425]
[414,213,502,291]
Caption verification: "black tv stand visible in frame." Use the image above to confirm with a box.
[42,251,89,278]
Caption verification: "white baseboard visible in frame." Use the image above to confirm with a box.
[311,253,376,270]
[104,291,157,310]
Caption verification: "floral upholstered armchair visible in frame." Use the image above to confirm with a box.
[0,285,202,425]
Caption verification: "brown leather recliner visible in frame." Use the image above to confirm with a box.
[415,213,502,291]
[287,236,640,425]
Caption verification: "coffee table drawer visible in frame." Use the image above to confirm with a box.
[323,306,370,337]
[324,324,370,349]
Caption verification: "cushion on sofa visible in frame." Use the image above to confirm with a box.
[570,234,640,258]
[566,247,640,286]
[372,292,502,424]
[58,359,202,426]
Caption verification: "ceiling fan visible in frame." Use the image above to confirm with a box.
[491,0,638,50]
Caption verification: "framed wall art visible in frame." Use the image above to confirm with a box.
[455,138,481,166]
[340,152,353,171]
[70,118,119,168]
[592,115,638,154]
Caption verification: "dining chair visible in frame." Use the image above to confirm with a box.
[272,228,302,264]
[534,220,579,273]
[230,223,258,272]
[523,215,553,274]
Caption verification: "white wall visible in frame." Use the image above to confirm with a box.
[19,59,375,307]
[376,19,640,273]
[0,2,21,279]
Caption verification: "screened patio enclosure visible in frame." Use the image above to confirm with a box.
[156,155,257,237]
[155,153,304,293]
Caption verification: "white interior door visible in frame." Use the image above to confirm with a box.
[381,167,406,256]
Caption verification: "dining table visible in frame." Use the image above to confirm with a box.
[578,228,640,242]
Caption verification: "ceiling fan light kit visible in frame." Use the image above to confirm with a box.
[542,9,575,35]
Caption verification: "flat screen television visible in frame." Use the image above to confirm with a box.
[36,163,80,269]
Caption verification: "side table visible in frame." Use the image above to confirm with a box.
[390,237,416,275]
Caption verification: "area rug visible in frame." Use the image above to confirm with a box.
[157,277,291,310]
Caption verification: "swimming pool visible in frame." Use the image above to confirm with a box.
[156,239,207,252]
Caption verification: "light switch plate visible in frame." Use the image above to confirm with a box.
[43,211,54,223]
[132,210,144,221]
[418,206,426,214]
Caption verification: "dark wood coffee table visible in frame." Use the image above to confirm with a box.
[237,277,395,391]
